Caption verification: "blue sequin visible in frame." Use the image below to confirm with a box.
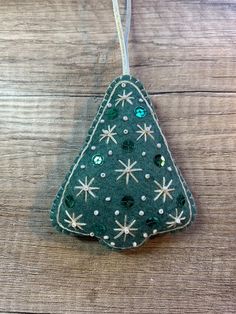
[134,106,147,118]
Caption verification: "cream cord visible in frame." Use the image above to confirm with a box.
[112,0,131,75]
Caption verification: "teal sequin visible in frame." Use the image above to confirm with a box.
[134,106,146,118]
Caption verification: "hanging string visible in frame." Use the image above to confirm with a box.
[112,0,131,75]
[124,0,131,60]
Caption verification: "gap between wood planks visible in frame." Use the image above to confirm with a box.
[0,312,52,314]
[0,90,236,98]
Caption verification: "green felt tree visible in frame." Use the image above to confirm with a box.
[50,75,196,250]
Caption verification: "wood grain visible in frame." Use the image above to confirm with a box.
[0,0,236,96]
[0,1,235,314]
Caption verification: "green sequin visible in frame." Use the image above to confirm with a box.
[92,154,104,165]
[153,154,165,167]
[177,194,186,207]
[64,195,75,208]
[146,217,159,227]
[121,140,134,152]
[105,108,118,120]
[121,195,135,208]
[93,223,106,236]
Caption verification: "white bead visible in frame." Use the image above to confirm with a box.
[91,146,96,151]
[157,143,162,148]
[141,152,146,157]
[71,222,77,228]
[94,210,99,216]
[100,173,106,178]
[153,229,158,235]
[145,174,150,179]
[133,242,137,247]
[141,195,146,201]
[110,242,115,246]
[100,119,105,123]
[139,210,144,216]
[123,116,128,121]
[108,150,113,156]
[80,165,86,169]
[139,98,144,102]
[143,233,148,238]
[105,197,111,202]
[90,232,95,237]
[121,83,126,87]
[168,166,172,171]
[123,129,129,134]
[107,103,112,108]
[159,208,164,215]
[115,210,120,216]
[103,235,109,240]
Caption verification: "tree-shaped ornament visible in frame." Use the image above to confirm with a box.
[50,0,197,250]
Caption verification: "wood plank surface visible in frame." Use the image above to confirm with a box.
[0,0,236,95]
[0,1,235,314]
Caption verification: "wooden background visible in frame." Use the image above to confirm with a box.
[0,1,235,313]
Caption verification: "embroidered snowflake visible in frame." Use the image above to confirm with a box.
[136,123,155,142]
[166,208,186,228]
[114,215,138,242]
[74,177,99,202]
[64,211,87,230]
[99,125,117,144]
[154,177,175,203]
[115,159,142,185]
[115,90,134,107]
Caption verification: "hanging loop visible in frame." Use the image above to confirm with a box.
[112,0,131,75]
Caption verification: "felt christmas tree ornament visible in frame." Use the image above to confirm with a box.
[50,0,197,250]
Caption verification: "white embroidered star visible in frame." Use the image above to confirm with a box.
[136,123,155,142]
[74,177,99,202]
[114,215,138,242]
[64,210,87,230]
[115,159,142,185]
[154,177,175,203]
[166,208,186,229]
[115,90,134,107]
[99,125,117,144]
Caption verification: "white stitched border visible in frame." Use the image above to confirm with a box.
[56,79,193,249]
